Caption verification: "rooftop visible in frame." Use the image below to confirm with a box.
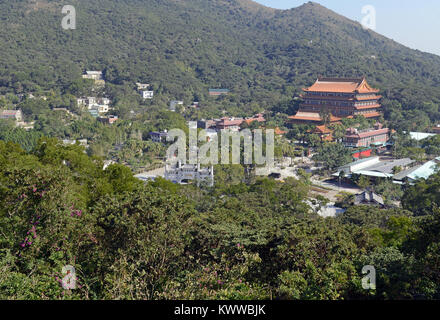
[393,157,440,181]
[410,132,437,141]
[355,191,385,206]
[288,111,341,122]
[338,156,415,177]
[345,127,390,139]
[303,77,380,94]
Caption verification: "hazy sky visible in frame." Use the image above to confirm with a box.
[255,0,440,56]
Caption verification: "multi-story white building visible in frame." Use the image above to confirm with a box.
[165,161,214,187]
[0,109,23,122]
[77,97,111,110]
[136,83,150,90]
[140,90,154,99]
[82,71,103,81]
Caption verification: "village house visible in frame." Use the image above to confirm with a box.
[89,104,109,114]
[169,100,183,112]
[149,131,169,143]
[82,71,105,86]
[1,109,34,130]
[77,97,111,110]
[62,139,89,148]
[0,109,23,122]
[98,115,118,125]
[209,89,229,96]
[140,90,154,99]
[189,102,200,108]
[82,71,103,81]
[197,119,218,130]
[244,113,266,126]
[215,117,244,131]
[197,114,265,132]
[136,83,150,90]
[88,109,99,118]
[289,77,382,124]
[215,114,266,132]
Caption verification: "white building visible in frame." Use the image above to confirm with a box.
[149,131,168,143]
[82,71,103,81]
[170,100,183,111]
[136,83,150,90]
[0,109,23,122]
[77,97,111,110]
[95,105,109,113]
[140,90,154,99]
[62,139,88,148]
[165,161,214,187]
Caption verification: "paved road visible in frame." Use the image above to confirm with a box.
[310,178,362,202]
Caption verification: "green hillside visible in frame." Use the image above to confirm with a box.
[1,0,440,125]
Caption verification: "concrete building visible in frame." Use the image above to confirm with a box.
[209,89,229,96]
[82,71,105,85]
[197,119,217,130]
[82,71,103,81]
[149,131,168,143]
[98,115,118,125]
[77,97,111,110]
[140,90,154,99]
[431,125,440,134]
[409,132,437,141]
[289,77,382,124]
[165,161,214,187]
[336,156,414,179]
[82,71,103,80]
[0,109,23,122]
[169,100,184,112]
[136,83,150,90]
[343,123,390,148]
[62,139,88,148]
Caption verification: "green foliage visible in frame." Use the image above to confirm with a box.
[313,143,352,170]
[1,140,440,299]
[1,1,440,128]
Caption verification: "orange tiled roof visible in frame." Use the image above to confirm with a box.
[303,77,380,94]
[275,127,287,135]
[288,111,341,122]
[345,128,390,139]
[314,125,333,134]
[322,135,334,142]
[355,95,382,101]
[355,104,381,110]
[362,112,382,118]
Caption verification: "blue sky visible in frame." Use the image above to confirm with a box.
[255,0,440,56]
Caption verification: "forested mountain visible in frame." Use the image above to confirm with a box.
[1,0,440,115]
[3,1,440,301]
